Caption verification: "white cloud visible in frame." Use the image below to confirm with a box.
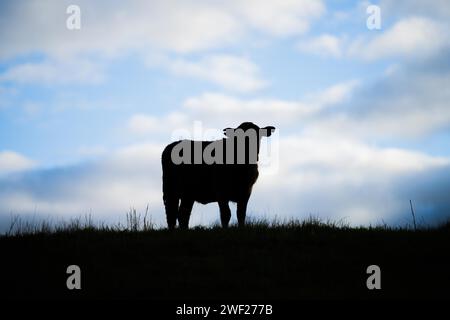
[296,16,449,62]
[297,34,343,58]
[316,105,450,139]
[0,1,325,87]
[252,133,450,225]
[306,62,450,139]
[0,0,325,60]
[0,151,36,176]
[277,135,448,178]
[138,2,242,53]
[230,0,325,36]
[306,80,358,107]
[182,82,357,128]
[183,92,311,127]
[167,55,268,93]
[380,0,450,20]
[127,95,310,137]
[125,79,359,141]
[0,58,105,85]
[349,17,449,60]
[128,112,189,135]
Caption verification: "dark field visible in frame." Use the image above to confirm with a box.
[1,220,450,300]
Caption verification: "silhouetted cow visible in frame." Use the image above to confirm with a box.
[162,122,275,229]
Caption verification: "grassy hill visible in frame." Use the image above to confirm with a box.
[1,218,450,300]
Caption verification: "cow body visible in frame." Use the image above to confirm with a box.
[161,122,274,229]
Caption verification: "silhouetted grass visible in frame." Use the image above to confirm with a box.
[4,207,156,236]
[1,214,449,299]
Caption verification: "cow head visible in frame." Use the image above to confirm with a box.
[223,122,276,164]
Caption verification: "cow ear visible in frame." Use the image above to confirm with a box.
[223,127,234,137]
[261,126,276,137]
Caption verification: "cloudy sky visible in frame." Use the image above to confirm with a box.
[1,0,450,231]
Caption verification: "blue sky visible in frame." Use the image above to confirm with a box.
[1,0,450,231]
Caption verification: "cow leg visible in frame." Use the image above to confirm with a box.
[237,198,249,227]
[164,196,179,230]
[218,201,231,228]
[178,198,194,230]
